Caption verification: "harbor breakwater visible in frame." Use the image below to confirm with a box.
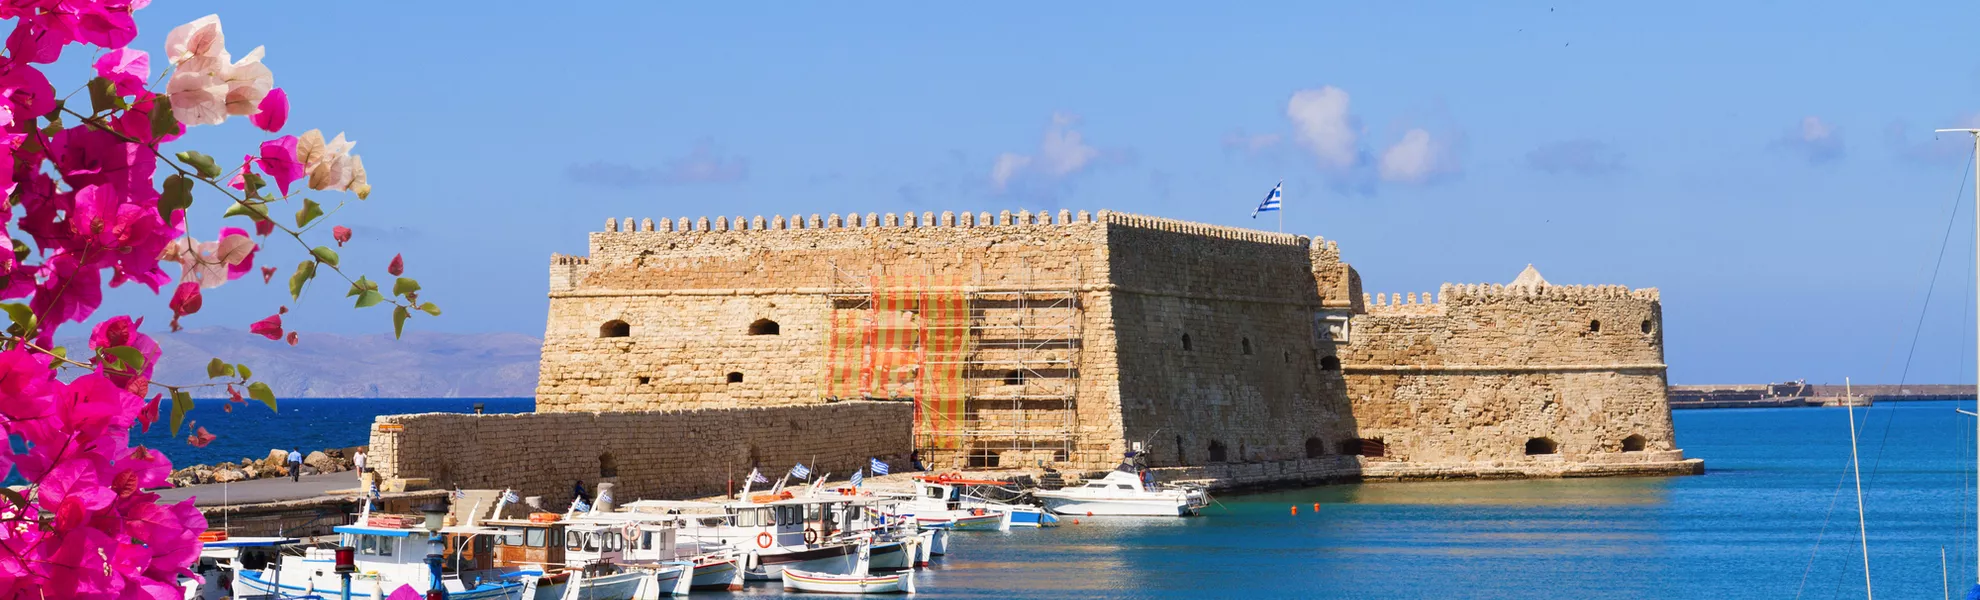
[1668,383,1974,409]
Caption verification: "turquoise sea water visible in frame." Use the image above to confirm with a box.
[137,398,1980,598]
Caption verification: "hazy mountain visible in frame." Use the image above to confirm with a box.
[75,328,542,398]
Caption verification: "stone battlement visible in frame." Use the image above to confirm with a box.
[1362,282,1661,316]
[586,209,1312,247]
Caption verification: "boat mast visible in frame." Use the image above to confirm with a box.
[1949,127,1980,585]
[1846,377,1872,599]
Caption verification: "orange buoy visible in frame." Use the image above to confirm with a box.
[1313,503,1320,512]
[1290,506,1298,516]
[1085,512,1093,517]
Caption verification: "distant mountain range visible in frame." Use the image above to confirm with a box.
[71,328,543,398]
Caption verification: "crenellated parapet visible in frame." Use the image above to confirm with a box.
[588,208,1315,247]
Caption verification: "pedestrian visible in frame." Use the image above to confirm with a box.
[353,449,367,474]
[573,479,587,504]
[287,447,304,482]
[909,450,925,472]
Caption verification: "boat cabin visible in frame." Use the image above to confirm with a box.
[185,536,300,600]
[478,517,568,569]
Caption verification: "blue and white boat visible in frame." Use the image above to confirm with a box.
[236,522,530,600]
[183,535,301,600]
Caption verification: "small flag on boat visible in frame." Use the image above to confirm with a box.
[597,492,612,507]
[450,488,465,500]
[869,458,890,476]
[790,463,812,480]
[748,468,769,484]
[850,469,864,488]
[501,489,519,504]
[1252,180,1282,218]
[572,497,592,513]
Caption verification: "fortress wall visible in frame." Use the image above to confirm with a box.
[367,401,913,506]
[1343,284,1678,464]
[1102,219,1358,468]
[536,211,1114,414]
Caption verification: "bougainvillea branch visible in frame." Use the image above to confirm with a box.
[0,4,432,597]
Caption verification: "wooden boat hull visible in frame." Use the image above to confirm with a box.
[915,510,1008,531]
[745,543,861,581]
[690,559,744,591]
[781,568,916,594]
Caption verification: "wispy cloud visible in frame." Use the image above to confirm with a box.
[566,140,749,188]
[1274,86,1457,189]
[1772,117,1844,164]
[1526,139,1626,176]
[1221,130,1283,155]
[1287,87,1361,172]
[991,112,1116,196]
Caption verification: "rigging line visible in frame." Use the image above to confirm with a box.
[1795,456,1859,600]
[1861,153,1974,491]
[1872,151,1976,386]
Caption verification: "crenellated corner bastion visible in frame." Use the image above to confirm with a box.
[375,209,1698,500]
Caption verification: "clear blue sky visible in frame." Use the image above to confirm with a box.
[101,2,1980,385]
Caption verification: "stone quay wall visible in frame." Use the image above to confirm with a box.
[1342,283,1683,468]
[366,401,912,506]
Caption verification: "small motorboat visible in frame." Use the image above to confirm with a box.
[780,540,916,594]
[1033,464,1209,517]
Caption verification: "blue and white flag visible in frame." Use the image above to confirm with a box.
[1252,180,1282,218]
[869,458,890,476]
[572,497,592,513]
[850,469,864,488]
[748,468,769,484]
[789,463,812,480]
[501,489,519,504]
[597,492,612,507]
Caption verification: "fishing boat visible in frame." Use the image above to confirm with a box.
[182,533,300,600]
[569,511,745,591]
[236,518,530,600]
[781,538,917,595]
[1033,464,1209,516]
[889,474,1015,531]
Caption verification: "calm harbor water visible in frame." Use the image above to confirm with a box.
[140,398,1980,598]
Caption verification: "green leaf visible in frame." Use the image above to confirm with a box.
[288,260,317,300]
[222,201,269,222]
[418,302,442,317]
[392,277,420,296]
[354,289,386,308]
[101,346,145,373]
[0,303,31,332]
[10,240,27,264]
[392,305,409,339]
[87,77,126,114]
[48,346,65,361]
[174,150,222,179]
[148,96,177,140]
[205,357,236,379]
[158,175,194,221]
[310,246,339,267]
[240,172,266,199]
[0,487,27,512]
[236,364,252,380]
[169,390,192,436]
[295,198,324,228]
[247,382,277,412]
[345,276,376,298]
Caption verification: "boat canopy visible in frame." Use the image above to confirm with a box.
[333,525,423,538]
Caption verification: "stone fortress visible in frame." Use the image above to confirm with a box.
[507,209,1699,484]
[369,209,1698,505]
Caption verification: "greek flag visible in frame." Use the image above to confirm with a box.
[1252,180,1282,218]
[748,468,768,484]
[789,463,812,480]
[572,497,592,513]
[597,492,612,506]
[501,489,519,504]
[450,489,465,500]
[850,469,864,488]
[869,458,889,476]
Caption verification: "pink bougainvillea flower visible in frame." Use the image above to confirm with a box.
[261,265,277,283]
[249,312,283,340]
[257,135,304,196]
[0,61,56,132]
[333,225,352,246]
[228,153,254,191]
[164,15,225,65]
[286,331,299,346]
[93,48,149,94]
[6,14,74,65]
[256,217,275,236]
[388,253,404,276]
[187,425,215,448]
[90,316,161,395]
[137,395,161,432]
[227,385,242,404]
[168,281,201,331]
[75,3,140,49]
[251,87,288,132]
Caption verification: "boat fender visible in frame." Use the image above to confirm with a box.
[756,532,773,548]
[803,530,817,545]
[971,508,986,516]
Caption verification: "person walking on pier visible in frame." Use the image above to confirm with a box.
[573,480,587,504]
[287,448,303,482]
[354,449,366,474]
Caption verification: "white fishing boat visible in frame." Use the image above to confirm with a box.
[781,538,917,595]
[888,475,1014,531]
[569,511,745,591]
[1033,465,1209,516]
[181,533,300,600]
[236,519,529,600]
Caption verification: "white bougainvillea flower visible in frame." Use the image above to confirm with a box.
[166,68,227,126]
[164,15,226,65]
[223,46,272,116]
[160,232,258,289]
[301,129,361,192]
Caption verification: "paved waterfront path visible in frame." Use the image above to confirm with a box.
[154,472,361,507]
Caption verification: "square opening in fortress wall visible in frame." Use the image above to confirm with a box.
[510,209,1700,485]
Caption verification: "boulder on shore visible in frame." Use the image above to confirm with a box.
[304,451,337,473]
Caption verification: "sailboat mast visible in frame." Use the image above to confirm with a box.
[1847,377,1873,599]
[1940,127,1980,585]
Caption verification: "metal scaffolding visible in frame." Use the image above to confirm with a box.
[823,260,1086,470]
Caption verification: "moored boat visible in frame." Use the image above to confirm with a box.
[781,540,917,594]
[1033,466,1209,517]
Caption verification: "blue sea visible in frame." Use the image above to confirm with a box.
[140,398,1980,598]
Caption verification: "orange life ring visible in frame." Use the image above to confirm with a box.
[971,508,986,516]
[803,530,818,544]
[756,532,773,548]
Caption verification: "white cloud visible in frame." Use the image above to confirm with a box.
[1378,129,1445,182]
[992,112,1102,192]
[1286,86,1358,171]
[1774,116,1843,164]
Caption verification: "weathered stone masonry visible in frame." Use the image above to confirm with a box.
[509,209,1699,485]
